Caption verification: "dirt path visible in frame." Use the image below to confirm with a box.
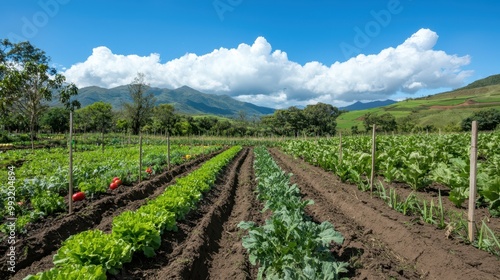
[269,148,500,280]
[2,150,222,280]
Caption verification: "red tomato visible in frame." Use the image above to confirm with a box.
[110,182,119,190]
[113,177,120,182]
[114,179,122,186]
[72,192,86,202]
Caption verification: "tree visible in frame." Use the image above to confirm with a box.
[196,116,219,135]
[123,73,156,135]
[461,109,500,131]
[40,107,70,133]
[303,103,340,136]
[153,104,178,134]
[363,112,396,132]
[0,40,79,148]
[351,125,360,135]
[75,102,113,133]
[115,118,130,133]
[397,116,417,133]
[285,106,305,137]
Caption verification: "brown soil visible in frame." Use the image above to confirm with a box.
[1,150,222,280]
[269,148,500,280]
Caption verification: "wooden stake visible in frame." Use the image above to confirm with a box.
[468,121,478,242]
[339,131,343,167]
[68,111,74,214]
[370,124,376,194]
[139,133,143,184]
[167,129,171,170]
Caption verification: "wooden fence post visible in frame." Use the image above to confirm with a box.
[68,111,74,214]
[370,124,376,194]
[139,133,143,184]
[339,131,343,167]
[468,121,478,242]
[167,130,171,170]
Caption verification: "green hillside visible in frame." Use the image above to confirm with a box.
[337,75,500,132]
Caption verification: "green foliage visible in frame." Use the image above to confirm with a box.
[262,103,340,137]
[153,103,179,133]
[75,101,113,133]
[476,220,500,256]
[281,132,500,215]
[239,211,347,280]
[31,192,66,215]
[461,109,500,131]
[53,230,133,275]
[40,107,70,133]
[362,112,397,132]
[111,211,162,258]
[135,203,177,232]
[479,176,500,217]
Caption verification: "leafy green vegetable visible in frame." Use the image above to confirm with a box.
[53,229,133,275]
[111,211,162,258]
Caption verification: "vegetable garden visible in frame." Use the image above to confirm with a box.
[0,132,499,279]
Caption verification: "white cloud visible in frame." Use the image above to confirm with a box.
[63,28,472,108]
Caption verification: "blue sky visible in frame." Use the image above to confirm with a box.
[1,0,499,108]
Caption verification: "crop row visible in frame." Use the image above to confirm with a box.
[281,132,500,216]
[0,144,220,235]
[238,147,347,280]
[24,145,242,279]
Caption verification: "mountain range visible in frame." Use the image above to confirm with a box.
[72,85,275,117]
[339,100,397,111]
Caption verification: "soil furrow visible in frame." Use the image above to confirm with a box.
[148,147,251,279]
[269,148,500,280]
[206,147,262,280]
[3,150,221,280]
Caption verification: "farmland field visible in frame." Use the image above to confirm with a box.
[1,136,499,279]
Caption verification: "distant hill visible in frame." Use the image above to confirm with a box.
[336,74,500,131]
[460,74,500,90]
[72,85,275,117]
[339,100,397,111]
